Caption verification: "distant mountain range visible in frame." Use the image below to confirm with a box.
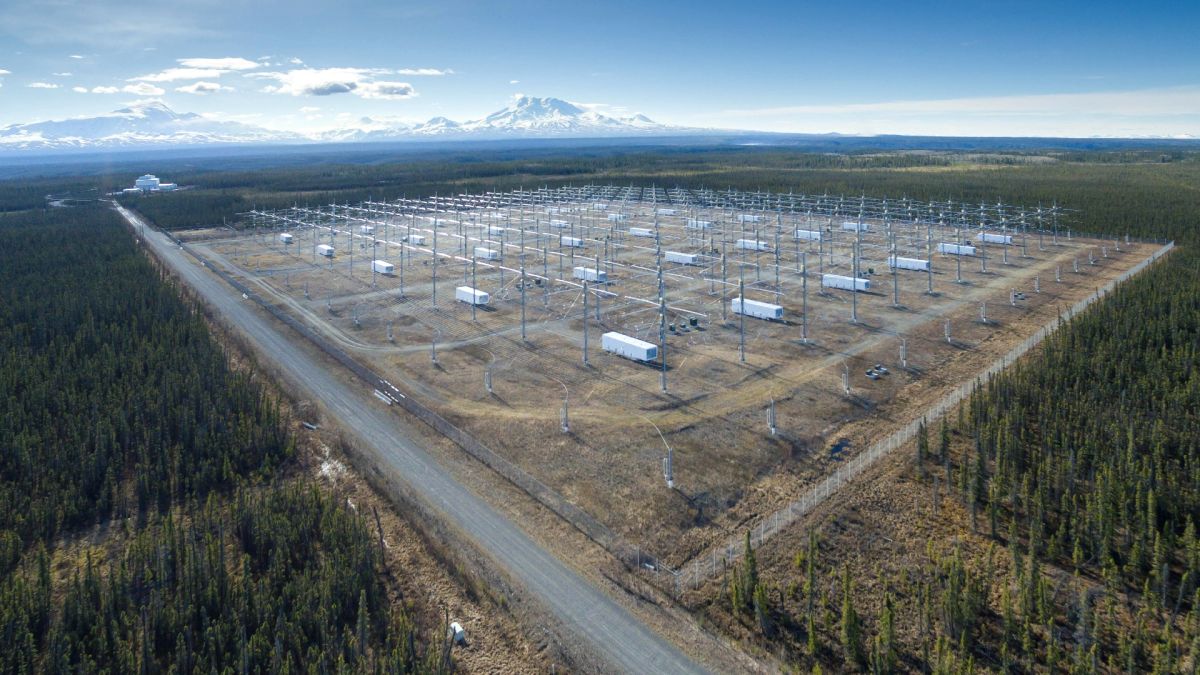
[0,96,693,153]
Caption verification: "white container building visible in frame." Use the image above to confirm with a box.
[794,229,823,242]
[550,219,570,229]
[592,203,608,210]
[372,260,394,275]
[408,234,426,246]
[134,174,161,191]
[731,297,783,320]
[474,246,501,260]
[488,225,506,236]
[602,332,658,362]
[938,242,977,256]
[573,266,607,283]
[664,251,699,265]
[607,213,628,222]
[359,225,375,235]
[629,227,655,238]
[279,233,293,244]
[685,219,711,230]
[822,273,871,291]
[842,221,869,232]
[737,214,761,223]
[317,244,335,257]
[736,239,770,251]
[977,232,1014,245]
[560,235,584,248]
[656,208,678,216]
[887,256,931,271]
[455,286,490,306]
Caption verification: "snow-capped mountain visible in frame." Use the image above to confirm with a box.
[325,96,678,141]
[0,101,303,151]
[0,96,685,153]
[454,96,670,136]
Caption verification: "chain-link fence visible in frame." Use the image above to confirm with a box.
[679,240,1175,590]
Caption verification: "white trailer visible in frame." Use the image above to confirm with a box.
[372,260,394,275]
[656,208,677,216]
[731,296,784,320]
[685,218,711,230]
[607,213,628,222]
[279,233,294,244]
[822,273,871,291]
[408,234,426,246]
[938,242,976,256]
[455,286,490,306]
[842,221,869,232]
[664,250,699,265]
[602,332,658,362]
[545,207,560,215]
[629,227,655,238]
[887,256,931,271]
[573,266,608,283]
[359,225,375,235]
[550,219,570,229]
[592,203,608,210]
[977,232,1014,245]
[794,228,822,242]
[488,225,506,236]
[560,235,584,248]
[736,238,770,251]
[474,246,501,260]
[737,214,761,223]
[317,244,335,257]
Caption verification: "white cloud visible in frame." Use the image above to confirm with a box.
[72,86,87,93]
[131,67,225,82]
[253,67,416,100]
[395,68,453,76]
[123,83,164,95]
[0,69,10,76]
[177,57,258,70]
[28,82,59,89]
[53,72,72,77]
[509,79,520,84]
[299,106,320,113]
[358,80,416,100]
[253,67,377,96]
[175,81,232,95]
[131,57,260,84]
[91,86,119,94]
[68,54,85,59]
[288,57,304,65]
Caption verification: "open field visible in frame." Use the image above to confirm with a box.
[180,185,1156,574]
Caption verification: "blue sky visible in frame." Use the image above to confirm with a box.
[1,0,1198,137]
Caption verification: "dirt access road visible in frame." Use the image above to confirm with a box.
[115,204,709,675]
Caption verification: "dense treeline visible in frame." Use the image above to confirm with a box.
[2,486,442,673]
[0,205,440,672]
[0,208,289,554]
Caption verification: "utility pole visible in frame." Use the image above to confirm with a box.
[582,281,589,366]
[520,265,527,340]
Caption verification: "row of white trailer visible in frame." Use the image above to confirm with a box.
[455,286,490,306]
[572,266,607,283]
[821,274,871,292]
[731,296,784,320]
[602,331,658,362]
